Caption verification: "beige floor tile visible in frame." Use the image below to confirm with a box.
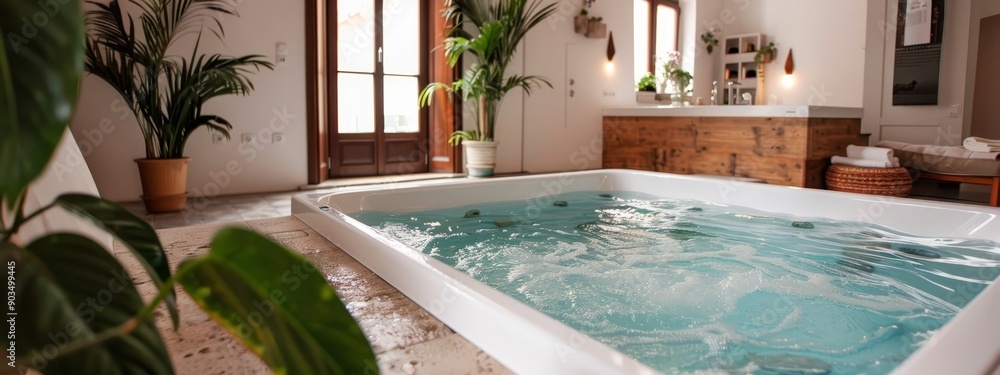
[378,334,512,375]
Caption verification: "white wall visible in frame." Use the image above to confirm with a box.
[862,0,982,145]
[683,0,724,102]
[519,0,635,173]
[71,1,308,202]
[702,0,867,107]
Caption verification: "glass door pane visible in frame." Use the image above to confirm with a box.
[634,0,650,83]
[338,0,375,73]
[382,0,420,75]
[337,73,375,133]
[383,76,419,133]
[654,5,678,60]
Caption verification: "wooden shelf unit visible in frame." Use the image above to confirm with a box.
[721,33,764,105]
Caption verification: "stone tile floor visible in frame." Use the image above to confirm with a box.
[120,173,464,229]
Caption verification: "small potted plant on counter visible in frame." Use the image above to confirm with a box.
[670,69,693,106]
[636,73,657,103]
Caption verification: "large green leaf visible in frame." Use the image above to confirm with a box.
[176,227,376,375]
[53,193,179,328]
[3,235,172,374]
[0,0,85,201]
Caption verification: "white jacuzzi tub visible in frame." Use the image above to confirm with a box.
[291,170,1000,375]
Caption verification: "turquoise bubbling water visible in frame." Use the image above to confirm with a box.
[353,191,1000,374]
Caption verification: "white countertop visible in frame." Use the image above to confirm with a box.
[603,105,864,119]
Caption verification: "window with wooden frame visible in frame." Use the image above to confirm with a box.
[633,0,680,83]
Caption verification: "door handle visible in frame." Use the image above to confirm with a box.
[569,90,575,97]
[378,47,383,63]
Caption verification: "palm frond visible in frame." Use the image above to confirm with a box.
[85,0,273,159]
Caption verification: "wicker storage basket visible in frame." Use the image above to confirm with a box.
[825,165,912,197]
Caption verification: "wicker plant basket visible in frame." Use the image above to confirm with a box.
[825,165,913,197]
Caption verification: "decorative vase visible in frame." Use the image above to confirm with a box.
[670,88,690,107]
[135,157,190,213]
[656,82,666,94]
[574,15,588,34]
[463,141,498,178]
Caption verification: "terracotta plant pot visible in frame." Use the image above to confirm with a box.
[573,15,588,34]
[463,141,498,178]
[586,21,606,38]
[135,157,190,213]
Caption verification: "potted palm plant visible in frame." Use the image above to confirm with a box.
[419,0,557,178]
[85,0,273,212]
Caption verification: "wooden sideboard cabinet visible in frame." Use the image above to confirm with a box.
[602,107,869,188]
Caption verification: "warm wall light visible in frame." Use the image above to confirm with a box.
[607,31,616,61]
[784,48,795,75]
[782,48,795,88]
[781,74,795,88]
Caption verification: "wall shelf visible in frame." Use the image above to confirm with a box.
[720,33,765,105]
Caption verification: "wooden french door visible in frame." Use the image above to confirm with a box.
[331,0,428,177]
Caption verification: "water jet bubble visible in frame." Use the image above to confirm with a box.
[493,220,517,228]
[687,207,703,212]
[837,258,875,273]
[792,221,814,229]
[897,246,941,259]
[553,201,568,207]
[464,209,481,218]
[598,193,614,198]
[746,354,832,374]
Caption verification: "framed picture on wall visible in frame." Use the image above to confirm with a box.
[892,0,945,106]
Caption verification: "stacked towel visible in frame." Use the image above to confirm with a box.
[830,145,900,168]
[878,140,1000,161]
[963,137,1000,153]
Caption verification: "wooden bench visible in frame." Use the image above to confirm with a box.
[916,172,999,207]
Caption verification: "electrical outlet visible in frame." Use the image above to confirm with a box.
[276,42,288,67]
[241,133,254,144]
[212,132,226,144]
[272,132,285,144]
[603,91,616,97]
[947,105,960,119]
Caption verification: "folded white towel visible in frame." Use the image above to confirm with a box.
[965,137,1000,146]
[964,144,999,153]
[877,140,1000,161]
[846,145,894,163]
[964,137,1000,152]
[892,157,900,168]
[831,156,894,168]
